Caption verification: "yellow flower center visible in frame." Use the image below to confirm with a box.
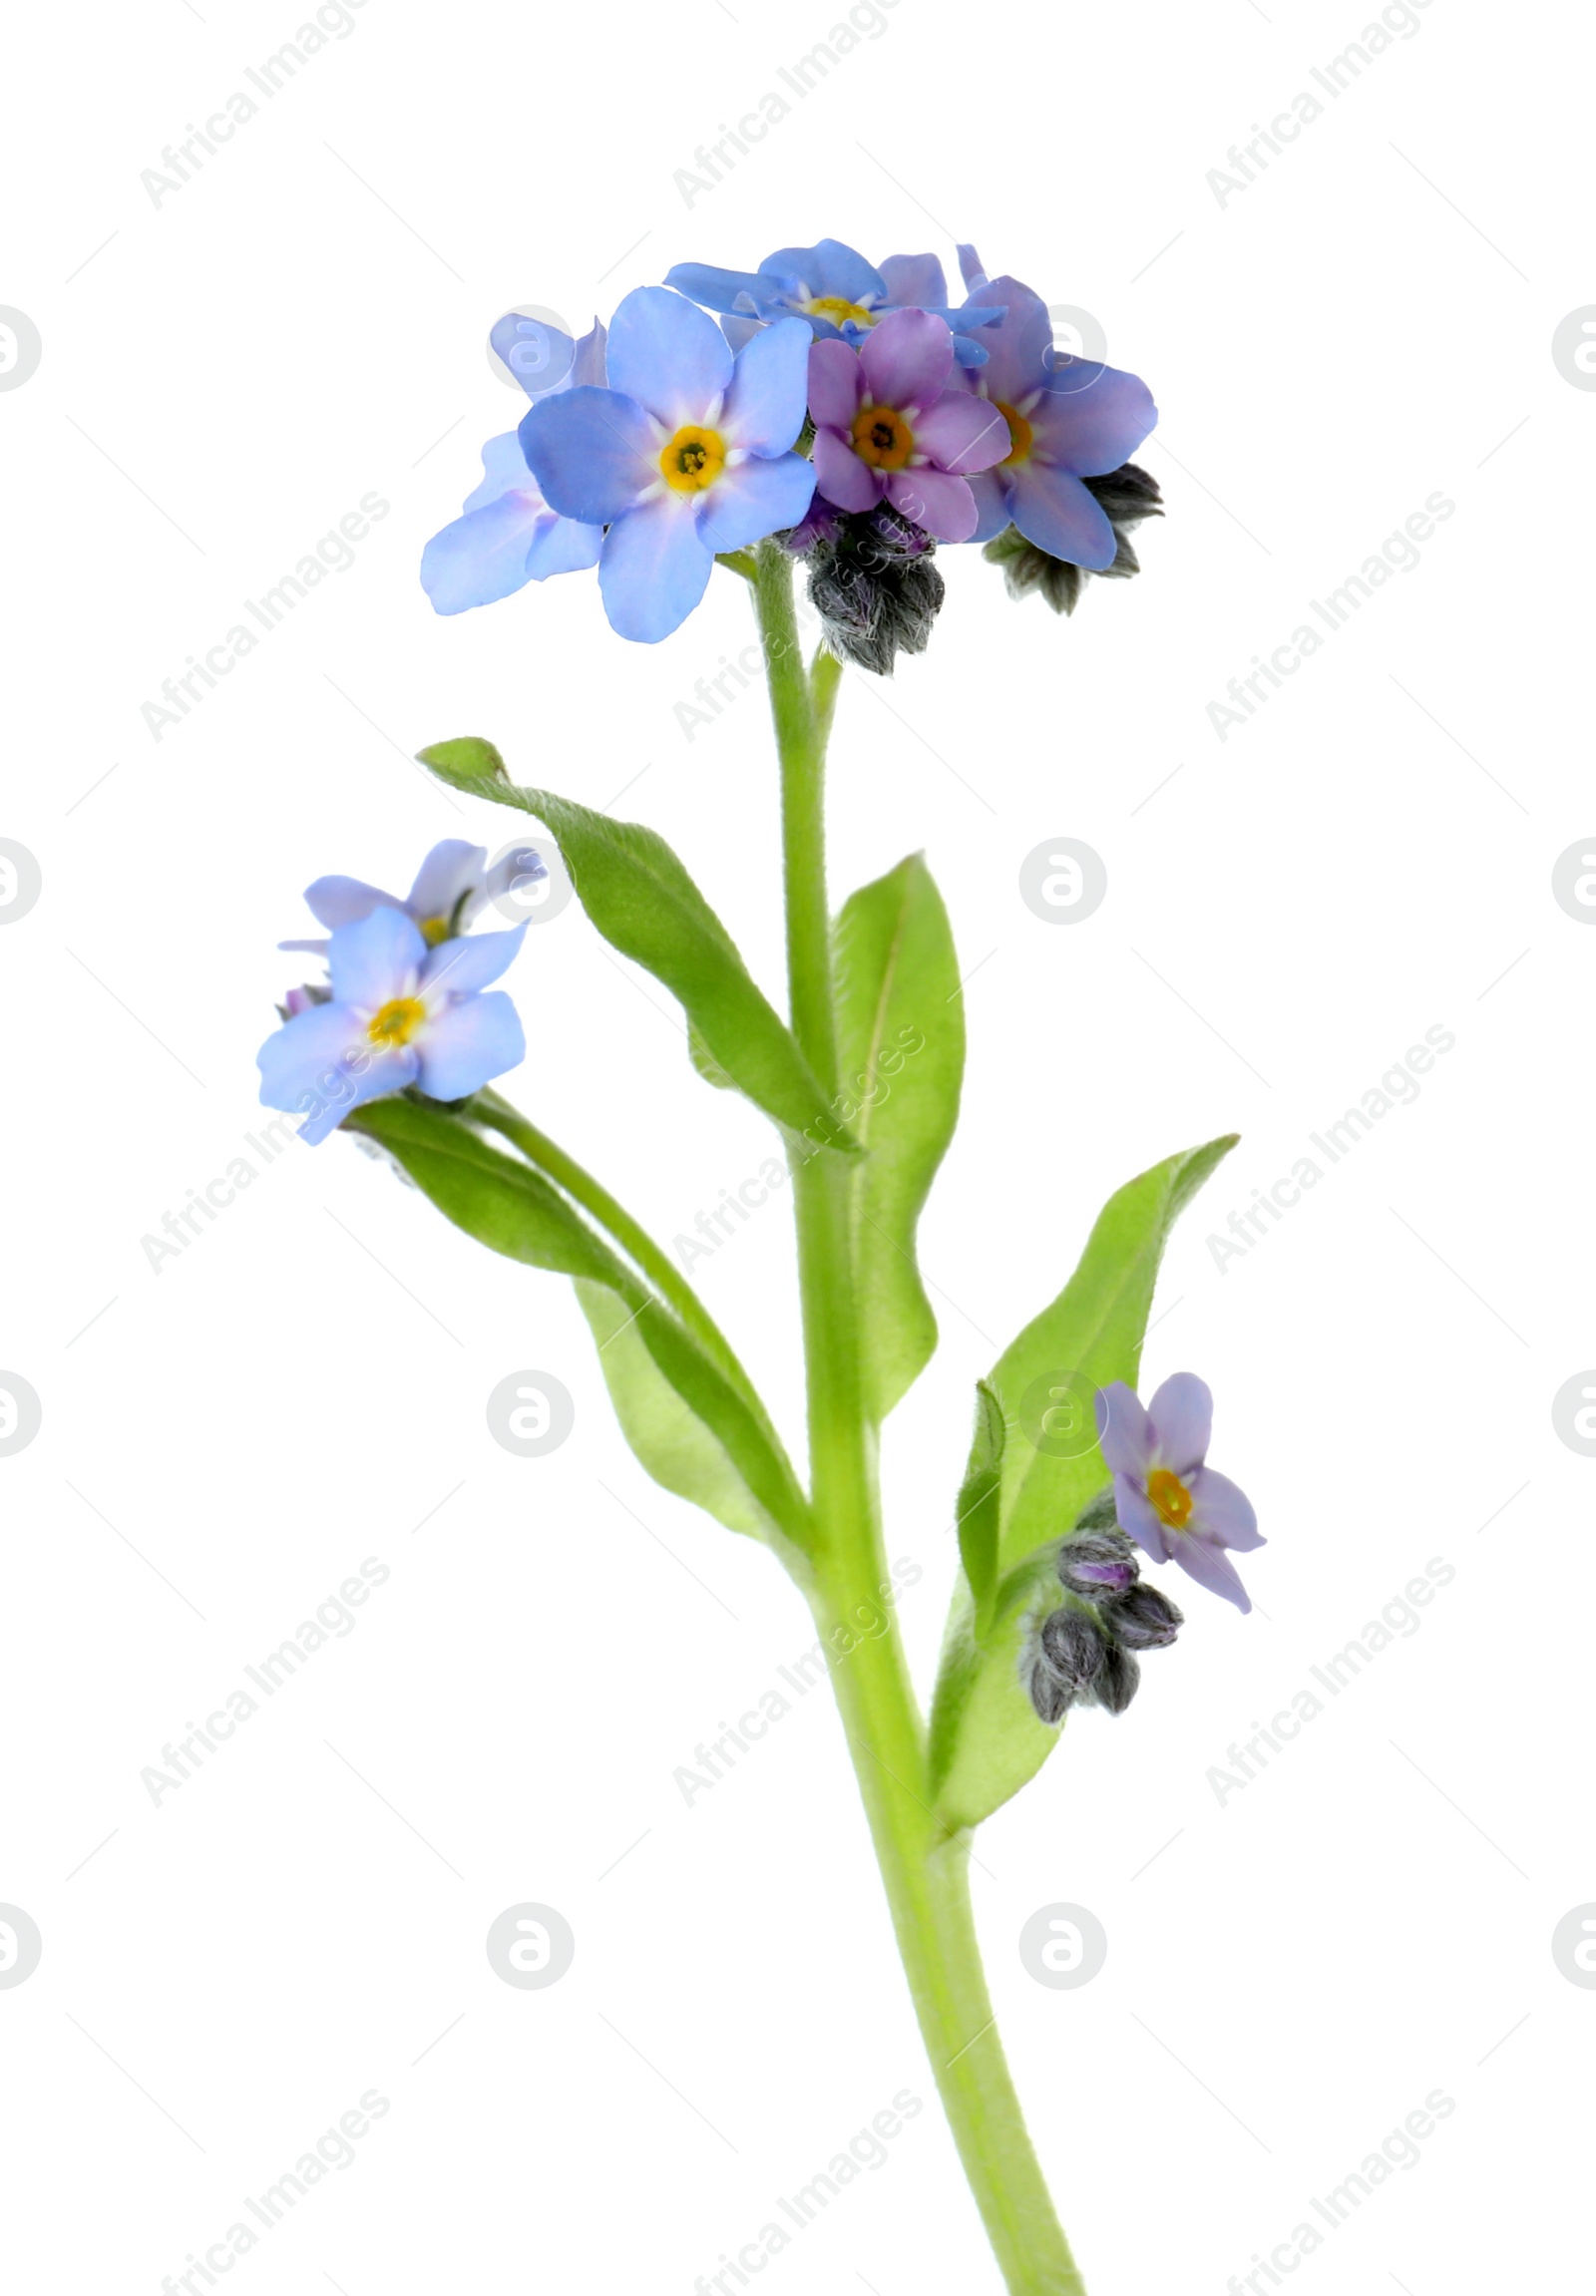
[659,425,726,493]
[997,400,1032,467]
[808,296,876,327]
[1147,1468,1194,1531]
[419,915,451,947]
[367,996,427,1047]
[851,403,915,471]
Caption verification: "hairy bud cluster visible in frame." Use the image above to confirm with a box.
[1028,1499,1182,1724]
[984,463,1164,615]
[787,501,946,675]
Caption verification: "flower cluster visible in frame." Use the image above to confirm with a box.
[1028,1506,1185,1725]
[256,841,533,1145]
[1028,1371,1263,1724]
[421,236,1160,659]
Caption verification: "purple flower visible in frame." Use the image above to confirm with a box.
[665,238,1003,367]
[806,311,1011,544]
[258,905,527,1146]
[953,265,1157,571]
[279,839,544,960]
[1094,1373,1263,1613]
[421,319,606,615]
[520,286,816,643]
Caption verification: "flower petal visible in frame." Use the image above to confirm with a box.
[1169,1535,1252,1614]
[811,424,881,513]
[461,432,538,516]
[1032,363,1158,476]
[884,467,977,542]
[421,495,585,614]
[1007,465,1118,571]
[914,391,1012,475]
[301,875,396,932]
[488,312,577,400]
[698,453,817,555]
[605,285,732,428]
[720,316,812,456]
[966,467,1011,545]
[1095,1381,1153,1476]
[415,989,526,1100]
[808,338,864,430]
[256,1001,417,1144]
[663,261,771,315]
[1112,1473,1170,1562]
[519,387,657,525]
[1148,1372,1213,1475]
[879,251,950,308]
[957,243,989,291]
[1188,1467,1263,1552]
[327,904,427,1009]
[407,841,487,924]
[598,497,714,643]
[421,922,528,996]
[860,307,955,411]
[765,238,884,306]
[959,276,1053,403]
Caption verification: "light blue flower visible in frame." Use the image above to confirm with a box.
[521,287,817,643]
[258,905,527,1145]
[421,319,606,614]
[1094,1373,1263,1613]
[953,258,1157,569]
[279,838,545,959]
[666,238,1003,367]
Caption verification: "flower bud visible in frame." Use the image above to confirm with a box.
[1029,1661,1070,1726]
[1038,1607,1108,1696]
[795,502,946,675]
[1093,1643,1141,1716]
[1056,1529,1138,1598]
[1106,1583,1183,1650]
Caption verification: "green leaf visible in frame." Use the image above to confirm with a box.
[926,1133,1237,1829]
[832,854,965,1418]
[954,1380,1004,1632]
[346,1097,810,1548]
[929,1543,1063,1831]
[686,1020,735,1091]
[990,1134,1237,1576]
[417,739,856,1153]
[574,1280,776,1542]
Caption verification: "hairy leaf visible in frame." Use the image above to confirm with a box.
[418,739,855,1153]
[832,853,965,1417]
[347,1096,809,1546]
[990,1135,1237,1575]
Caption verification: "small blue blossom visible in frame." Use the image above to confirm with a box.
[258,905,528,1146]
[521,287,817,643]
[1094,1373,1263,1613]
[953,258,1158,570]
[421,319,606,615]
[666,237,1003,366]
[279,839,545,960]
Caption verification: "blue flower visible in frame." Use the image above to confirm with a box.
[666,238,1004,367]
[279,838,545,959]
[953,264,1157,569]
[1094,1373,1263,1613]
[520,287,817,643]
[421,319,606,615]
[258,905,528,1146]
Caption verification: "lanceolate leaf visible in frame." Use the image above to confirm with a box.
[346,1097,810,1547]
[989,1135,1237,1575]
[833,854,965,1419]
[575,1280,778,1544]
[417,738,856,1154]
[926,1134,1238,1830]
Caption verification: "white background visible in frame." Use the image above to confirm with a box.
[2,0,1590,2289]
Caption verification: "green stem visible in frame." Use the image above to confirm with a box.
[750,540,1087,2295]
[470,1087,755,1402]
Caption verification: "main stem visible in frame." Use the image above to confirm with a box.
[751,544,1087,2296]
